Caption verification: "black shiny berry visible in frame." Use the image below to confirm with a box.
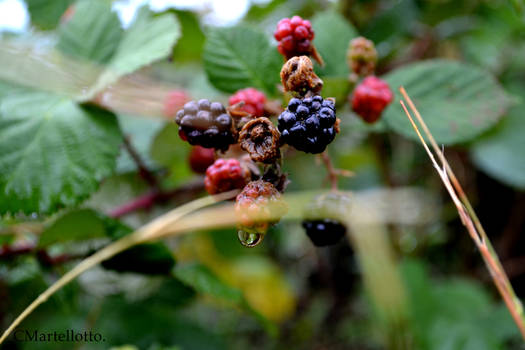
[302,219,346,246]
[278,96,337,154]
[175,99,236,151]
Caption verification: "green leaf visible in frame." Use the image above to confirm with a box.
[471,109,525,189]
[311,10,357,78]
[174,263,244,304]
[0,91,122,214]
[203,26,282,95]
[171,10,205,62]
[57,1,123,64]
[25,0,74,30]
[39,209,105,247]
[382,60,513,144]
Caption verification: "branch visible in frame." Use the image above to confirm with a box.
[122,136,159,188]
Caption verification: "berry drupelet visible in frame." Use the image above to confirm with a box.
[302,192,352,247]
[351,76,393,124]
[188,146,215,174]
[228,88,267,117]
[274,16,314,59]
[278,96,338,154]
[204,158,250,195]
[175,99,236,151]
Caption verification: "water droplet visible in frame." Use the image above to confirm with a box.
[237,230,265,247]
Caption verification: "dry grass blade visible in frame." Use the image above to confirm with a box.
[399,88,525,340]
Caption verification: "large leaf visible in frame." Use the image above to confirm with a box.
[25,0,74,30]
[0,91,121,214]
[57,1,122,64]
[171,10,205,63]
[311,10,357,78]
[38,209,106,247]
[471,109,525,189]
[382,60,513,144]
[203,26,282,95]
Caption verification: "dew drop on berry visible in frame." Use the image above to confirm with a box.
[238,230,265,247]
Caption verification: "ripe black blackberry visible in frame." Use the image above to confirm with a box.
[278,96,337,154]
[302,192,351,247]
[175,99,236,151]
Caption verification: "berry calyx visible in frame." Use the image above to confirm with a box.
[302,219,346,247]
[228,88,267,117]
[347,37,377,77]
[302,192,351,247]
[204,158,250,195]
[278,95,338,154]
[281,56,323,96]
[351,76,393,124]
[188,146,215,174]
[239,117,281,164]
[235,180,288,236]
[175,99,236,151]
[274,16,314,60]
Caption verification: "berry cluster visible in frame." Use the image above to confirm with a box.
[229,88,266,117]
[278,96,337,154]
[274,16,314,59]
[204,158,250,195]
[351,76,393,124]
[347,37,377,77]
[175,99,236,151]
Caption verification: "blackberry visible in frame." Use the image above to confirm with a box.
[302,192,351,247]
[278,96,338,154]
[302,219,346,246]
[175,99,236,151]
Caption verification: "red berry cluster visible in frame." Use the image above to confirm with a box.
[351,76,393,124]
[188,146,215,174]
[204,158,250,195]
[274,16,314,59]
[228,88,266,117]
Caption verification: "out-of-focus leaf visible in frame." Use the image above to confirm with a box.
[203,26,282,95]
[25,0,74,30]
[57,1,122,64]
[383,60,513,144]
[0,91,121,214]
[171,10,205,62]
[471,108,525,189]
[116,115,164,174]
[150,124,192,185]
[312,10,357,78]
[38,209,105,247]
[174,263,244,304]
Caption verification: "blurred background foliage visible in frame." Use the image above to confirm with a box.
[1,0,525,349]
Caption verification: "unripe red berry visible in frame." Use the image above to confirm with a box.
[188,146,215,174]
[164,90,190,118]
[351,76,393,124]
[228,88,267,117]
[204,158,250,195]
[274,16,315,59]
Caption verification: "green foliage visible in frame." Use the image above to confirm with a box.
[311,10,357,78]
[203,26,282,95]
[383,60,514,144]
[0,92,121,214]
[38,209,105,247]
[171,10,205,62]
[24,0,74,30]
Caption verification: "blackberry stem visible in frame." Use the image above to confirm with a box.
[123,136,159,189]
[321,151,338,190]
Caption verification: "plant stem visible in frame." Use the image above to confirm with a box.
[122,136,159,189]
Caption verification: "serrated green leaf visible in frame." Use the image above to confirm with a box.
[174,263,244,303]
[0,91,122,214]
[57,1,123,64]
[25,0,74,30]
[383,60,513,144]
[471,109,525,189]
[39,209,106,247]
[203,26,282,95]
[312,10,357,78]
